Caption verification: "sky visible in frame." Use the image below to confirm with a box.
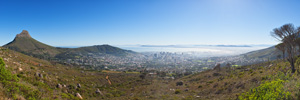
[0,0,300,46]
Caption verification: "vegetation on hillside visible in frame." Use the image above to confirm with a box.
[0,47,149,99]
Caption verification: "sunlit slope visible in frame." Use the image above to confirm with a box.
[241,46,279,60]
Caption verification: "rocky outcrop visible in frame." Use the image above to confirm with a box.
[75,93,83,99]
[57,84,62,89]
[35,72,43,78]
[213,64,221,72]
[77,83,81,88]
[16,30,31,38]
[176,81,183,86]
[96,88,104,96]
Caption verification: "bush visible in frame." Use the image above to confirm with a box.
[0,57,42,99]
[105,93,114,98]
[206,81,214,84]
[61,93,78,100]
[175,89,181,94]
[0,58,19,82]
[238,72,244,78]
[238,79,291,100]
[198,85,202,88]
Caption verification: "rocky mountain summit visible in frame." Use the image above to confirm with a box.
[16,30,31,38]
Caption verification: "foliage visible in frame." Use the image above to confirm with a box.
[264,71,291,81]
[175,89,181,94]
[61,93,79,100]
[238,79,291,100]
[0,58,19,82]
[0,57,41,99]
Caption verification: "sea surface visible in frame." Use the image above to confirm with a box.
[118,45,271,57]
[56,45,272,57]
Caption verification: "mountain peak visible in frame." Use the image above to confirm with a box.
[16,30,31,38]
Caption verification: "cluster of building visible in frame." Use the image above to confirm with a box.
[58,51,268,76]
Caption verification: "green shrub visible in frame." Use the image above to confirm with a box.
[207,81,214,84]
[61,93,70,98]
[61,93,78,100]
[105,93,114,98]
[250,72,256,76]
[0,57,42,99]
[259,71,263,73]
[238,79,291,100]
[112,88,125,97]
[175,89,181,94]
[249,69,253,73]
[238,72,244,78]
[0,58,19,82]
[198,85,202,88]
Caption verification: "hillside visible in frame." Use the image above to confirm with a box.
[0,47,148,99]
[2,40,300,99]
[123,59,300,99]
[241,46,279,60]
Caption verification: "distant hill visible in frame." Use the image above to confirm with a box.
[3,30,135,59]
[71,45,135,55]
[55,45,135,59]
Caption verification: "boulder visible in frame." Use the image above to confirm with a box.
[57,84,62,89]
[77,83,81,88]
[39,73,43,78]
[95,88,104,96]
[184,88,189,92]
[213,64,221,72]
[35,72,43,78]
[75,93,83,99]
[18,67,23,71]
[176,81,183,86]
[213,73,221,76]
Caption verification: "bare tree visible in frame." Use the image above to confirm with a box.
[271,23,300,73]
[275,43,285,59]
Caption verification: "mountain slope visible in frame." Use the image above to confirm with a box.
[241,46,279,60]
[3,30,63,58]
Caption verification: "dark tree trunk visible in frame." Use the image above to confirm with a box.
[291,62,295,73]
[290,57,296,73]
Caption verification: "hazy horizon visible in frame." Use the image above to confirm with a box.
[56,44,271,57]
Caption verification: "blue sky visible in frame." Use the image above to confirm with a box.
[0,0,300,46]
